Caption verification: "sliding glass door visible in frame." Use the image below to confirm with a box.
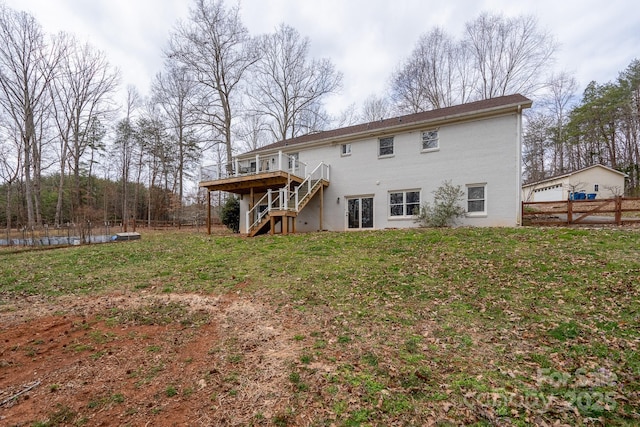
[347,197,374,229]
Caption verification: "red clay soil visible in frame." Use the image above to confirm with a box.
[0,292,312,426]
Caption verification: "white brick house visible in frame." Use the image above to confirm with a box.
[200,94,532,235]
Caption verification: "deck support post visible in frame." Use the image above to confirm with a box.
[207,191,211,235]
[319,184,324,231]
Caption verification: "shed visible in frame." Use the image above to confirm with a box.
[522,164,627,202]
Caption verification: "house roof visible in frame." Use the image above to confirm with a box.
[522,164,628,188]
[243,94,532,157]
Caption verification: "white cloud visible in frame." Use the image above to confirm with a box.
[3,0,639,116]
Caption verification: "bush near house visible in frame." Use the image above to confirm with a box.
[220,195,240,232]
[415,180,466,227]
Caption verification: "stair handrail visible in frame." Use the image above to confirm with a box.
[246,189,287,233]
[245,192,269,234]
[289,162,330,211]
[245,162,330,234]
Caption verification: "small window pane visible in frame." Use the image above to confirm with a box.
[390,192,403,204]
[342,144,351,155]
[468,200,485,212]
[406,191,420,203]
[406,203,420,215]
[390,204,404,216]
[468,186,484,200]
[422,130,438,150]
[467,185,485,213]
[379,137,394,156]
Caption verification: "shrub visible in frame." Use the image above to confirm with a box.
[221,196,240,233]
[415,180,465,227]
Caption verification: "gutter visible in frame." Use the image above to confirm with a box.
[238,100,532,160]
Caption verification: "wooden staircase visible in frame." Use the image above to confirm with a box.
[248,178,327,237]
[246,162,330,236]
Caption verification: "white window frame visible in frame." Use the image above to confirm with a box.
[378,136,394,158]
[341,143,351,156]
[388,190,421,218]
[466,184,487,216]
[421,129,439,152]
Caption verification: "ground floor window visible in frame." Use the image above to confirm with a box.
[467,184,486,214]
[389,190,420,217]
[347,197,374,229]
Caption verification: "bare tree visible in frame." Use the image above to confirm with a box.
[152,62,199,223]
[113,86,140,230]
[391,28,474,113]
[522,110,553,183]
[547,72,578,174]
[464,12,557,99]
[168,0,258,172]
[235,110,269,152]
[360,94,392,122]
[248,23,342,141]
[617,60,640,193]
[0,121,22,231]
[335,103,360,128]
[135,100,172,225]
[0,5,62,227]
[49,34,119,224]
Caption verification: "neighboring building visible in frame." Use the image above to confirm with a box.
[200,94,532,236]
[522,164,627,202]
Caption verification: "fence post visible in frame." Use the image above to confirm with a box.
[567,199,572,225]
[615,196,622,225]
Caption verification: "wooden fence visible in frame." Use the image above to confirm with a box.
[522,197,640,226]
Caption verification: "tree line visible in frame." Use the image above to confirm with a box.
[523,61,640,194]
[1,0,635,231]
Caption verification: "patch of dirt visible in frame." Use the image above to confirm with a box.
[0,292,310,426]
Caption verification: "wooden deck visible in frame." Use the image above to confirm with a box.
[199,170,304,195]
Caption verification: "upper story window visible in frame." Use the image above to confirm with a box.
[467,184,486,215]
[422,130,439,151]
[341,143,351,156]
[379,137,394,157]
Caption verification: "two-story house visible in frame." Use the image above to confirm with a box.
[200,94,532,236]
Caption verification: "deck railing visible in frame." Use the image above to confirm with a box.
[200,151,307,181]
[289,162,330,211]
[245,188,290,234]
[244,162,330,234]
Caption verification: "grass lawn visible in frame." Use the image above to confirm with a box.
[1,227,639,426]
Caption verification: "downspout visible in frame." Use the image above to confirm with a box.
[516,104,523,226]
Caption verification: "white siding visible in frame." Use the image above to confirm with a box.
[570,168,625,198]
[290,113,521,231]
[522,165,627,202]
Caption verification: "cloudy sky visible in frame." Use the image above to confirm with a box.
[4,0,639,116]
